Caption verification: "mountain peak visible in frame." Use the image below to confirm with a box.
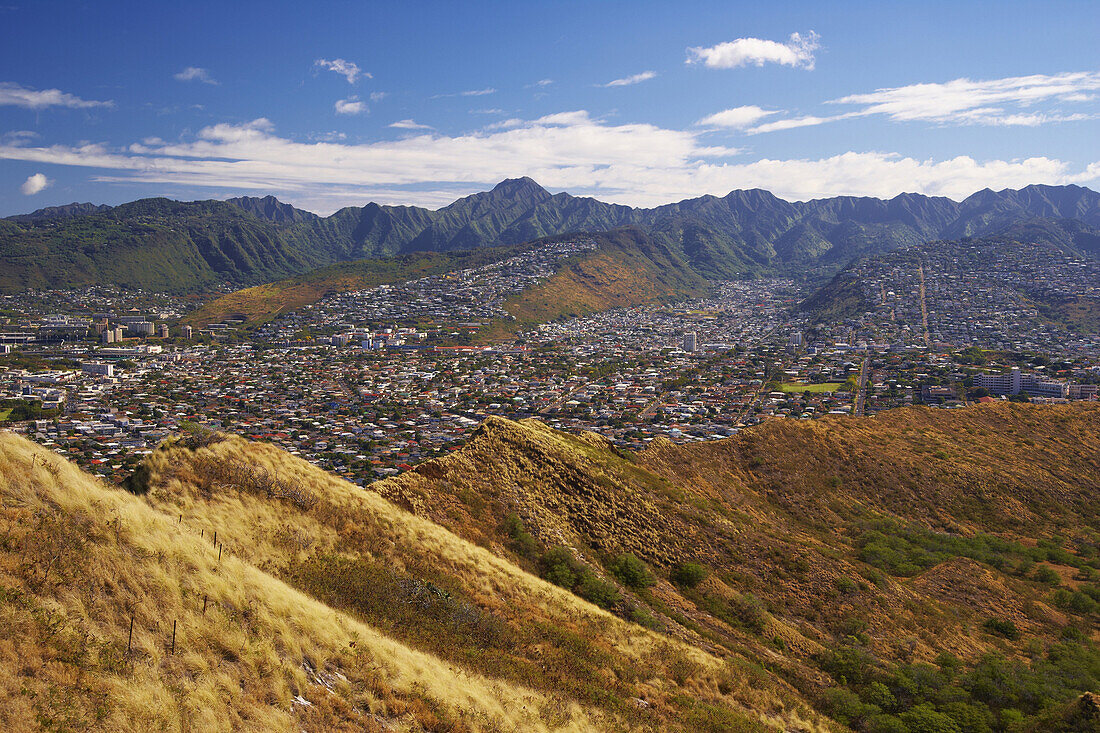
[490,176,551,198]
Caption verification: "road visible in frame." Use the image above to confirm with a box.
[853,356,870,416]
[917,262,931,347]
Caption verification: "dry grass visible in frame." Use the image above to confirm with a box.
[0,433,580,731]
[0,430,833,732]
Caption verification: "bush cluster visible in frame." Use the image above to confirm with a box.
[815,637,1100,732]
[538,547,621,610]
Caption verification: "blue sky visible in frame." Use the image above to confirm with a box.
[1,0,1098,215]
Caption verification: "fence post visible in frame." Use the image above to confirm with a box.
[127,616,133,653]
[170,620,176,655]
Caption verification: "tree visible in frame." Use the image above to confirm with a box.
[899,704,962,733]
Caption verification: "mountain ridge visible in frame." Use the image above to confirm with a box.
[3,180,1100,294]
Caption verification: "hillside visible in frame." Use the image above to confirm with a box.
[184,242,541,328]
[801,223,1100,333]
[5,402,1100,730]
[0,198,320,293]
[504,228,709,323]
[373,402,1100,732]
[4,181,1100,295]
[0,428,831,732]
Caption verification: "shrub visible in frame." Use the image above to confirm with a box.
[729,593,768,634]
[539,546,579,588]
[862,681,897,712]
[835,576,859,595]
[982,617,1020,640]
[866,713,908,733]
[820,686,874,726]
[502,513,538,558]
[608,553,654,589]
[1034,565,1061,586]
[670,562,709,588]
[628,606,658,629]
[899,703,961,733]
[1052,589,1098,616]
[576,570,620,609]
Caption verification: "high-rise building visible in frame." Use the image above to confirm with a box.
[789,331,803,347]
[81,362,115,377]
[182,325,194,339]
[683,331,698,353]
[158,323,170,338]
[975,367,1068,397]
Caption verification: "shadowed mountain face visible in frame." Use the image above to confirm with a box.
[3,179,1100,293]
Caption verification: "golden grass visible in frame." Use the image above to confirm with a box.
[0,433,585,731]
[0,431,835,732]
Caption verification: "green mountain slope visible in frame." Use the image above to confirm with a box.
[5,180,1100,294]
[0,198,321,293]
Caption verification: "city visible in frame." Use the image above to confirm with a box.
[4,238,1098,487]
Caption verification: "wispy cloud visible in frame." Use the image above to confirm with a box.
[3,112,1096,212]
[389,119,432,130]
[527,78,554,88]
[20,172,49,195]
[748,70,1100,133]
[696,105,777,129]
[314,58,369,84]
[431,87,498,99]
[334,96,366,115]
[174,67,218,85]
[0,82,113,109]
[600,71,657,87]
[1,130,38,146]
[687,31,820,70]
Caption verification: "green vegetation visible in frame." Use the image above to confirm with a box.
[854,515,1033,577]
[817,639,1100,732]
[608,553,655,589]
[670,562,710,588]
[0,198,320,293]
[779,382,844,393]
[0,399,58,422]
[982,618,1020,640]
[538,546,622,610]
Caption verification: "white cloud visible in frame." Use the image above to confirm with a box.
[600,71,657,87]
[334,96,366,115]
[431,87,498,99]
[174,67,218,85]
[748,114,850,134]
[314,58,369,84]
[696,105,777,129]
[829,71,1100,126]
[0,82,113,109]
[532,79,554,87]
[369,91,388,102]
[747,71,1100,134]
[1,130,38,146]
[308,131,348,142]
[687,31,819,70]
[390,119,432,130]
[1,114,1097,212]
[20,172,49,195]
